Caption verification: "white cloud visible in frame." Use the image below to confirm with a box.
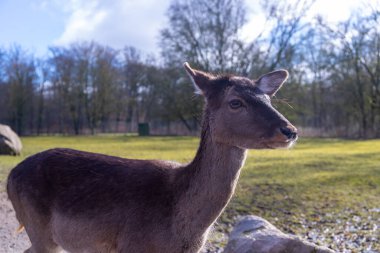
[37,0,367,56]
[239,0,367,45]
[55,0,107,45]
[309,0,358,23]
[52,0,170,54]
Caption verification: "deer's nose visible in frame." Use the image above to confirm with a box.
[280,127,298,140]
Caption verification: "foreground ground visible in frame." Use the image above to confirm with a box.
[0,135,379,252]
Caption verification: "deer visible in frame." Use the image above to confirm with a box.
[7,62,297,253]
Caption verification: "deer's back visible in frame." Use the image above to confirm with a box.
[7,148,177,221]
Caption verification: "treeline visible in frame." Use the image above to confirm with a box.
[0,0,379,138]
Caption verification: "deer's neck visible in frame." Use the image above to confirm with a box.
[173,111,247,245]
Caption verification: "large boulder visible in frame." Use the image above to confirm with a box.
[0,124,22,155]
[223,215,335,253]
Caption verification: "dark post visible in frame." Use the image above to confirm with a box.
[138,123,150,136]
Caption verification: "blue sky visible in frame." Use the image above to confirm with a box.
[0,0,67,55]
[0,0,171,56]
[0,0,366,57]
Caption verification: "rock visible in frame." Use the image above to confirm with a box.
[223,215,335,253]
[0,124,22,155]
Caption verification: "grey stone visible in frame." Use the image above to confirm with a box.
[223,215,335,253]
[0,124,22,155]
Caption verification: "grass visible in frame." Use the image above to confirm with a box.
[1,135,379,250]
[226,138,380,223]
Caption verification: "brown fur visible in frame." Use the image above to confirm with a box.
[7,63,297,253]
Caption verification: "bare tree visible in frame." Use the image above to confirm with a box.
[48,42,121,134]
[318,6,380,137]
[122,47,147,131]
[3,46,37,135]
[247,0,315,74]
[49,45,84,134]
[90,45,120,133]
[160,0,248,73]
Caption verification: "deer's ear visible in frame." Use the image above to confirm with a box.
[255,69,289,96]
[183,62,213,94]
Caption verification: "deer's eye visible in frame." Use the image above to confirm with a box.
[229,100,243,109]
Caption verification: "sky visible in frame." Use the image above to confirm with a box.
[0,0,368,58]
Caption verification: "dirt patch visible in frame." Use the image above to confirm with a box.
[0,190,30,253]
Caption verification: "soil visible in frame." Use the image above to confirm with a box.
[0,190,30,253]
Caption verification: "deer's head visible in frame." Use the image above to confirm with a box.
[184,62,297,149]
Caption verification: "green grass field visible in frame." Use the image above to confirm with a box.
[0,135,379,250]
